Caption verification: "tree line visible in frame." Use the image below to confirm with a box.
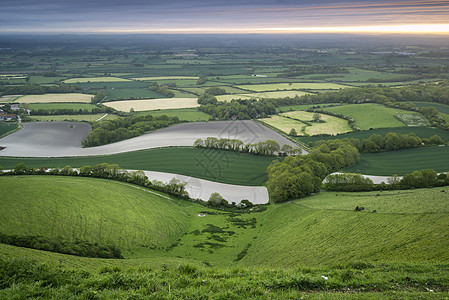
[0,233,123,259]
[0,83,81,96]
[199,99,277,120]
[82,114,180,147]
[30,106,114,116]
[194,137,301,156]
[267,140,360,202]
[325,170,449,192]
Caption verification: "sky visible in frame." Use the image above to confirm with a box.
[1,0,449,34]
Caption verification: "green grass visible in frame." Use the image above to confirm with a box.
[345,146,449,175]
[63,77,132,83]
[27,103,99,111]
[321,103,417,130]
[299,126,449,144]
[259,115,306,136]
[242,188,449,267]
[237,82,349,92]
[29,114,118,122]
[0,176,194,251]
[413,101,449,115]
[135,108,211,121]
[277,103,340,112]
[281,111,352,136]
[0,122,18,137]
[0,147,273,186]
[29,76,66,84]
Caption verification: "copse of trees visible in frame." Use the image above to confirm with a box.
[147,83,175,98]
[194,137,294,156]
[30,106,114,116]
[199,98,277,120]
[82,114,180,147]
[267,140,360,202]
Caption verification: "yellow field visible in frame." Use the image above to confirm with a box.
[131,76,199,81]
[281,111,352,135]
[63,77,131,83]
[103,98,199,111]
[216,90,310,102]
[237,82,349,92]
[259,115,306,136]
[17,93,92,103]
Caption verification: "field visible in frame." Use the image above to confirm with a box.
[103,98,199,111]
[132,76,199,80]
[0,147,274,186]
[0,122,18,137]
[17,93,92,103]
[299,126,449,144]
[29,114,117,122]
[63,77,132,83]
[277,103,340,112]
[237,82,349,92]
[345,146,449,175]
[105,88,164,100]
[321,103,418,130]
[28,103,99,111]
[281,111,352,135]
[136,108,211,121]
[0,176,193,250]
[413,102,449,115]
[259,115,306,135]
[216,91,310,101]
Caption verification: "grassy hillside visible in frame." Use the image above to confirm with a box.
[0,176,197,251]
[0,147,273,186]
[344,146,449,175]
[241,188,449,268]
[0,122,18,137]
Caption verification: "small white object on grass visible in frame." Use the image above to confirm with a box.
[321,276,328,280]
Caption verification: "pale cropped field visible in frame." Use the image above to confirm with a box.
[104,98,199,111]
[281,111,352,135]
[216,90,310,101]
[17,93,92,103]
[259,115,306,135]
[63,77,131,83]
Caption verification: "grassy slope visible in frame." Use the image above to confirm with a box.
[241,187,449,268]
[0,147,273,186]
[321,103,412,130]
[344,146,449,175]
[0,176,196,251]
[0,122,18,137]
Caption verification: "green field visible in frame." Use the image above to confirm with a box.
[63,77,132,83]
[345,146,449,175]
[29,114,118,122]
[28,103,100,111]
[0,122,18,137]
[0,176,192,251]
[299,126,449,144]
[277,103,340,112]
[237,82,350,92]
[321,103,419,130]
[281,111,352,136]
[412,102,449,115]
[259,115,306,136]
[0,147,273,186]
[136,108,211,121]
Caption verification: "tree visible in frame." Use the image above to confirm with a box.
[208,192,225,207]
[312,113,322,122]
[289,128,297,137]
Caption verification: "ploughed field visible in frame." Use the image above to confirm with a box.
[0,120,296,157]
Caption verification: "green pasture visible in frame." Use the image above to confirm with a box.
[412,101,449,115]
[63,77,132,83]
[27,103,99,111]
[29,114,118,122]
[0,147,273,186]
[300,126,449,144]
[105,88,164,100]
[281,111,352,136]
[216,91,310,102]
[136,108,211,121]
[0,176,193,251]
[237,82,350,92]
[67,80,148,89]
[0,122,18,137]
[345,146,449,175]
[277,103,340,112]
[242,188,449,267]
[29,76,66,84]
[321,103,419,130]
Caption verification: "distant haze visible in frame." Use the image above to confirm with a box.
[1,0,449,34]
